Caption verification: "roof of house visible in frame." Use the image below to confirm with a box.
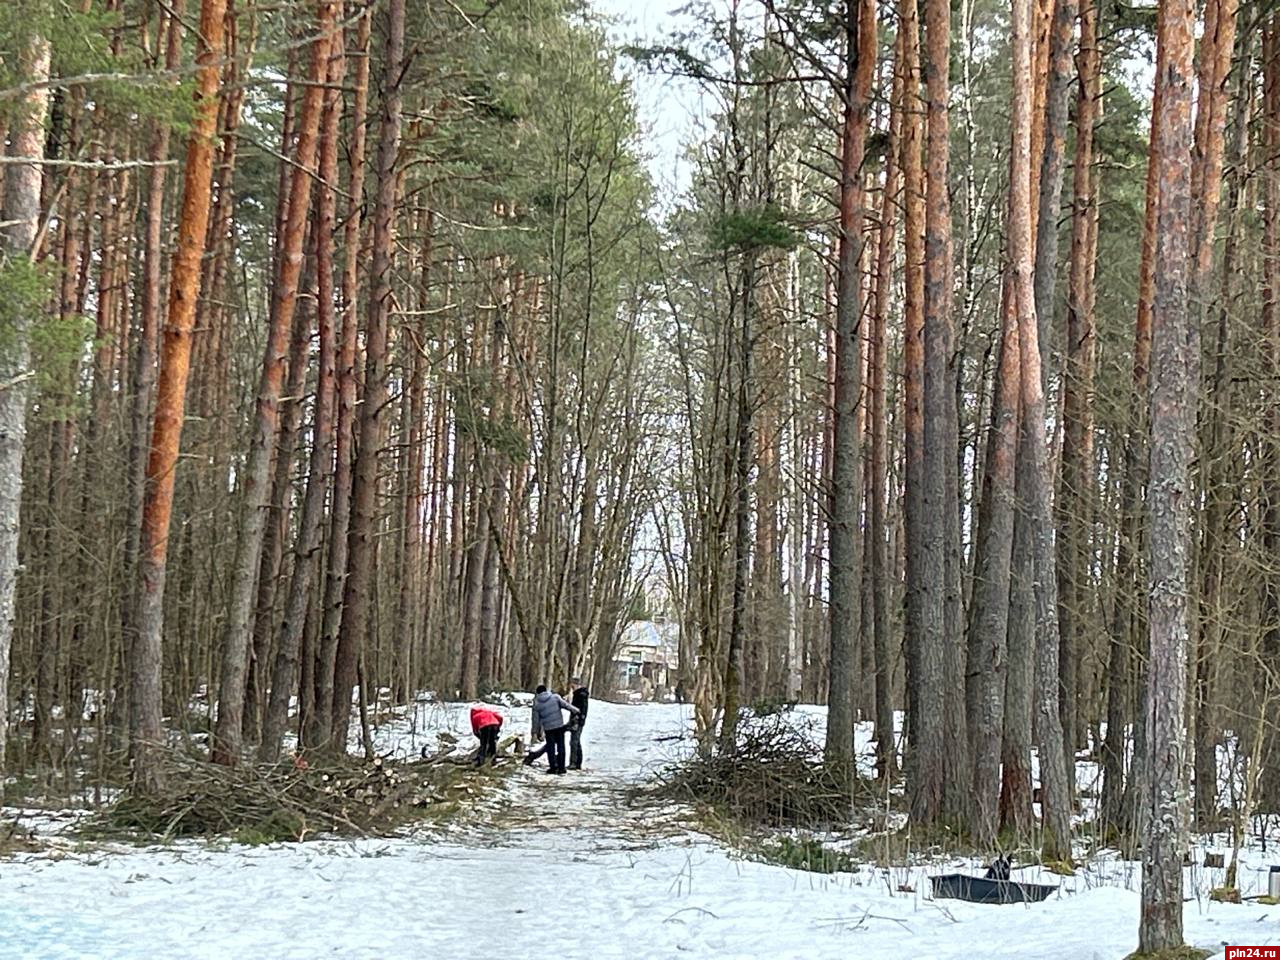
[617,619,678,650]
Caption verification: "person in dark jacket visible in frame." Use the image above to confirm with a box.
[523,684,579,774]
[568,677,589,770]
[470,706,503,767]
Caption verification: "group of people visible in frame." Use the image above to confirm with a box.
[467,677,590,775]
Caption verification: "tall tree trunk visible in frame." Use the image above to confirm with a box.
[132,0,227,788]
[901,0,932,817]
[1104,0,1166,841]
[1055,0,1099,773]
[915,0,965,818]
[1000,426,1036,837]
[968,271,1020,847]
[39,149,85,753]
[1138,0,1195,947]
[870,31,903,779]
[1011,0,1073,862]
[0,35,51,775]
[719,259,753,752]
[123,3,184,725]
[308,7,370,751]
[824,0,874,773]
[245,298,312,741]
[330,0,405,750]
[212,1,334,765]
[394,214,431,701]
[261,33,346,761]
[719,141,764,745]
[460,463,491,698]
[785,167,806,702]
[1259,15,1280,813]
[1188,0,1240,830]
[479,484,503,686]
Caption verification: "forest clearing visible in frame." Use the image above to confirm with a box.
[5,699,1280,960]
[1,0,1279,955]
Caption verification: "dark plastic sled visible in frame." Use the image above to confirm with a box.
[929,873,1058,904]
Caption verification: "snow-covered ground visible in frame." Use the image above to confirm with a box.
[3,700,1278,959]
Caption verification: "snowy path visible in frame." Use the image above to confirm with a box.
[2,701,1278,959]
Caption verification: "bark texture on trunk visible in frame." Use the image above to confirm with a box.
[1032,0,1079,354]
[968,272,1019,847]
[133,0,227,788]
[1103,0,1167,841]
[1055,0,1099,773]
[261,33,347,761]
[870,28,904,780]
[0,35,51,774]
[824,0,875,773]
[901,0,932,819]
[1011,0,1073,863]
[1260,16,1280,813]
[212,1,335,765]
[309,7,370,752]
[331,0,406,750]
[916,0,965,820]
[719,255,754,754]
[123,3,184,698]
[1187,0,1239,830]
[1000,483,1036,836]
[1139,0,1196,948]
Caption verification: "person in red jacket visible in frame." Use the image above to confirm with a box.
[470,707,503,767]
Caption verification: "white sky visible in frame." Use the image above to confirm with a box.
[589,0,1163,208]
[590,0,704,203]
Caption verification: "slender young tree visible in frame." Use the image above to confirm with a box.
[901,0,934,821]
[1055,0,1099,771]
[869,26,904,780]
[717,0,759,754]
[1259,15,1280,813]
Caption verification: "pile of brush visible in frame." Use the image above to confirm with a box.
[85,748,485,843]
[647,712,854,830]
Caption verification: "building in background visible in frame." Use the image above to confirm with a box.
[612,620,679,701]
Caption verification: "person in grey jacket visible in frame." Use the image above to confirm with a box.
[524,684,580,774]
